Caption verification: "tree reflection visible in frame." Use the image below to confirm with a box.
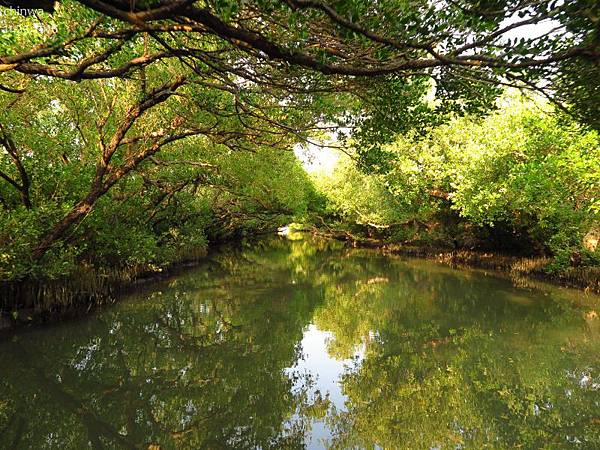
[312,257,600,449]
[0,239,330,449]
[0,237,598,449]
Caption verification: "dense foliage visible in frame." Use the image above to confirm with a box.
[315,96,600,268]
[0,73,317,280]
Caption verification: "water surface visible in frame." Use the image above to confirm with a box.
[1,237,599,449]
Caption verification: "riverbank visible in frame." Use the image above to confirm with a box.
[312,229,600,294]
[388,245,600,293]
[0,247,209,329]
[0,230,283,328]
[3,231,599,330]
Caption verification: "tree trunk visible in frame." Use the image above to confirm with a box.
[31,195,97,261]
[0,127,32,209]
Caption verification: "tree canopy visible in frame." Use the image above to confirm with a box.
[314,95,600,270]
[0,1,599,283]
[1,1,599,126]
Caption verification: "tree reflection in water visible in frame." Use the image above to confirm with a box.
[0,237,598,449]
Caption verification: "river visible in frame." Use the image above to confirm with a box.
[1,236,598,449]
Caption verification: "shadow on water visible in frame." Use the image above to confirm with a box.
[0,236,598,449]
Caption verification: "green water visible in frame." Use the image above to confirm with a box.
[1,237,599,449]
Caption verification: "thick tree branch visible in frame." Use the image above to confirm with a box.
[0,125,31,208]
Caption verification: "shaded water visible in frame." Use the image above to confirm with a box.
[1,237,599,449]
